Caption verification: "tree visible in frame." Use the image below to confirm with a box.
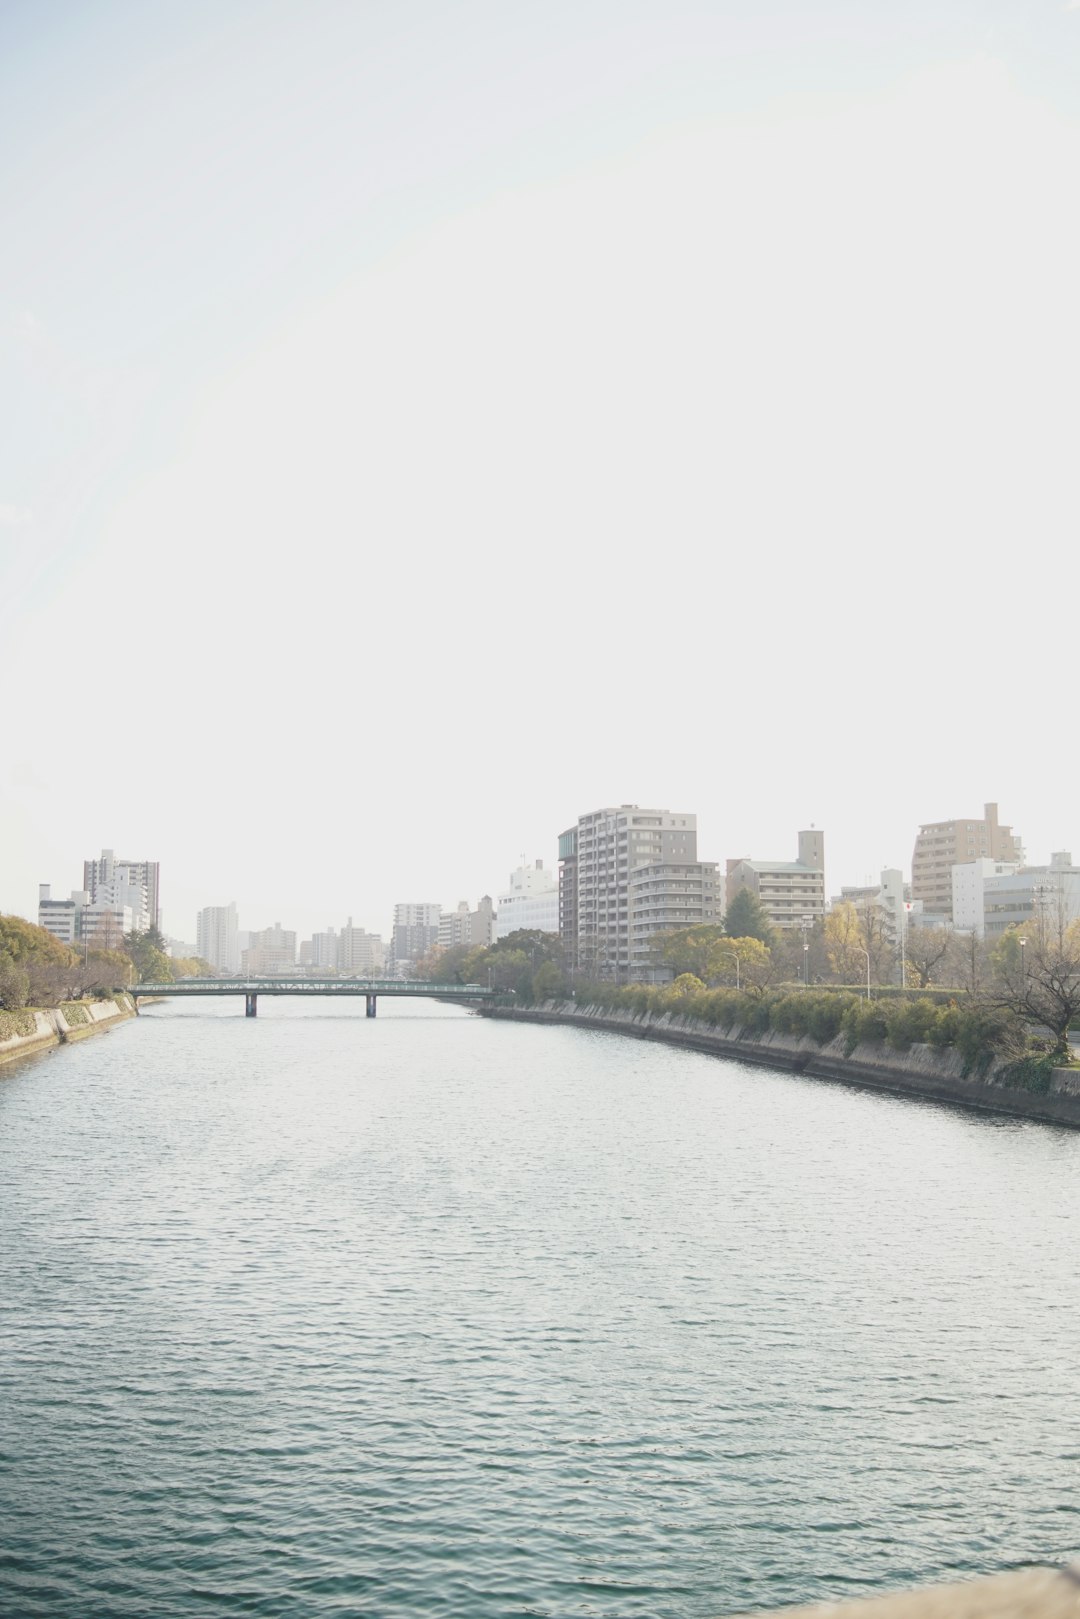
[990,914,1080,1060]
[904,925,952,990]
[709,936,774,994]
[947,929,989,997]
[0,950,30,1009]
[654,925,727,981]
[0,915,81,1006]
[123,930,174,985]
[723,887,775,945]
[823,903,870,985]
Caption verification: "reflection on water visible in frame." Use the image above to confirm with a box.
[1,996,1078,1617]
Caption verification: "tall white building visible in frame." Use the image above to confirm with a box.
[495,860,558,940]
[37,884,88,945]
[197,904,239,973]
[83,849,159,931]
[438,897,496,952]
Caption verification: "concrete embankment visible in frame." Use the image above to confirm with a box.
[482,1000,1080,1129]
[0,994,137,1069]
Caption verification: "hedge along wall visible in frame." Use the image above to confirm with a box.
[581,983,1018,1071]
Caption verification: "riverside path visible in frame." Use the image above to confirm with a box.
[131,977,497,1018]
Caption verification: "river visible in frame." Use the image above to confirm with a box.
[1,997,1078,1618]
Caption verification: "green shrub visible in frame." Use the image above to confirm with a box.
[998,1054,1057,1095]
[884,998,941,1051]
[60,1002,90,1027]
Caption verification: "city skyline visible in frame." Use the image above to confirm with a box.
[14,796,1078,958]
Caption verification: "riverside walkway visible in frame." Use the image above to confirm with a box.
[131,977,496,1017]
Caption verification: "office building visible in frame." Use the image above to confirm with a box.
[495,860,558,940]
[196,904,239,973]
[911,803,1022,920]
[983,853,1080,939]
[37,884,88,945]
[726,830,826,930]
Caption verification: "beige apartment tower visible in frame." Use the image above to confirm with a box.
[911,802,1023,920]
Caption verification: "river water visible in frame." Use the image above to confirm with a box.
[1,998,1078,1618]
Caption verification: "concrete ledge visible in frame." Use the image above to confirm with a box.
[0,997,136,1068]
[483,1003,1080,1130]
[728,1564,1080,1619]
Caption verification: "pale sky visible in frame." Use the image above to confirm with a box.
[2,0,1078,945]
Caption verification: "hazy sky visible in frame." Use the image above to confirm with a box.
[2,0,1078,944]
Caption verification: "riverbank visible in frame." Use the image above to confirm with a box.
[482,1000,1080,1129]
[0,993,137,1068]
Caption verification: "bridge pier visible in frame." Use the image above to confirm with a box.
[245,993,258,1017]
[366,994,377,1017]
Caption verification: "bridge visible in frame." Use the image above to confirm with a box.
[131,977,497,1017]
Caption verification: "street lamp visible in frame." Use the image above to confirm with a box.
[859,948,871,1002]
[721,951,741,990]
[1019,936,1026,992]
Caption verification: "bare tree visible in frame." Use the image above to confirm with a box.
[904,925,953,989]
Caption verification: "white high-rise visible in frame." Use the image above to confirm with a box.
[495,861,558,940]
[197,904,239,973]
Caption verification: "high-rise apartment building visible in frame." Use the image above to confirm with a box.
[390,903,441,976]
[196,904,239,973]
[911,803,1022,920]
[726,830,826,930]
[83,849,160,931]
[559,806,719,981]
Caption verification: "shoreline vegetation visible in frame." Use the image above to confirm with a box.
[0,993,137,1067]
[426,905,1080,1119]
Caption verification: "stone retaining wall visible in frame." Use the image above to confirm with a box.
[0,995,136,1068]
[484,1001,1080,1130]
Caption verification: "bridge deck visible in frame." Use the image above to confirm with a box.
[133,978,494,998]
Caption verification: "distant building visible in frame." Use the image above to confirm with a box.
[310,929,339,970]
[83,849,160,931]
[37,884,88,945]
[558,827,578,958]
[196,904,239,973]
[727,830,826,930]
[390,903,441,975]
[911,803,1022,921]
[241,923,297,975]
[559,806,718,980]
[832,868,913,942]
[338,919,385,975]
[951,859,1020,937]
[983,853,1080,939]
[495,860,558,940]
[438,897,496,952]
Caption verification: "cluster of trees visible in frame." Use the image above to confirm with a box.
[649,903,1080,1064]
[417,929,566,1002]
[0,915,212,1011]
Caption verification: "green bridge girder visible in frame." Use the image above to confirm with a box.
[132,978,495,998]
